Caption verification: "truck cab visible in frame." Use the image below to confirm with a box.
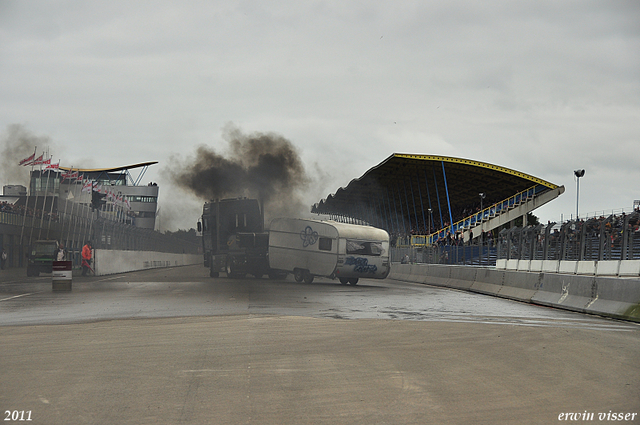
[199,198,272,278]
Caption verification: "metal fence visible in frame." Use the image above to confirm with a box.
[391,241,497,266]
[1,196,200,270]
[497,211,640,262]
[390,211,640,266]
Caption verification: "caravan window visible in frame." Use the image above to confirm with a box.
[319,237,332,251]
[346,240,384,256]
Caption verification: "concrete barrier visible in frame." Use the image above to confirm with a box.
[576,261,596,275]
[529,260,543,273]
[94,250,202,276]
[516,260,530,272]
[389,262,640,322]
[532,273,597,313]
[424,264,452,287]
[619,260,640,277]
[542,260,559,273]
[506,259,519,270]
[558,261,578,275]
[586,276,640,320]
[470,268,504,296]
[448,267,476,290]
[495,270,542,302]
[596,261,620,276]
[503,259,635,278]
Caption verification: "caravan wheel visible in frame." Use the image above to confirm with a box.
[303,271,314,284]
[348,278,359,285]
[293,269,304,282]
[339,278,349,285]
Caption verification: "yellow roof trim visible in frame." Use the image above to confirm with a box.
[393,154,559,189]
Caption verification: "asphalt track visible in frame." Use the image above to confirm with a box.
[1,265,639,424]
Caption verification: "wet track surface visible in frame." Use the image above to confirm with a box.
[2,265,639,425]
[1,264,636,331]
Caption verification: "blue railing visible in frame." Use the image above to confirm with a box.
[410,185,545,246]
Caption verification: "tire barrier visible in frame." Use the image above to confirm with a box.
[390,263,640,322]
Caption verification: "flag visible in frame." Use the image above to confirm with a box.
[31,154,45,166]
[45,162,60,170]
[61,170,78,181]
[82,180,93,193]
[19,153,36,166]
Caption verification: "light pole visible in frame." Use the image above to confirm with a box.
[479,192,486,249]
[574,169,585,219]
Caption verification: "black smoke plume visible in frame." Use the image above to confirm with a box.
[167,125,312,221]
[0,124,53,187]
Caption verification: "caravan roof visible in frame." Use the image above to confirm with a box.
[271,218,388,241]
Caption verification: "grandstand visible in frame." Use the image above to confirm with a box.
[312,154,565,246]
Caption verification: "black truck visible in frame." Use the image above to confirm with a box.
[198,198,284,279]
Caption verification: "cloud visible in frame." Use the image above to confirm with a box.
[0,1,638,229]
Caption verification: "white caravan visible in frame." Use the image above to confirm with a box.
[268,218,390,285]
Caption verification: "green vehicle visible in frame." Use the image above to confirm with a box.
[27,240,59,277]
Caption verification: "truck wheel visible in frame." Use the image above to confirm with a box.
[303,271,314,284]
[226,258,245,278]
[293,269,304,282]
[348,278,359,285]
[339,277,349,285]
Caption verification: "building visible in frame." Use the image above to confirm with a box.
[3,185,27,196]
[29,162,159,230]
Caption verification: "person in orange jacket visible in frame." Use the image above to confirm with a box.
[81,241,93,276]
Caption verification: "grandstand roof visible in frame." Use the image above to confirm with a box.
[59,161,158,173]
[312,154,560,222]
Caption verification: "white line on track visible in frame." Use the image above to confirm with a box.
[0,292,42,302]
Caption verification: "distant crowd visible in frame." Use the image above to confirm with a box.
[0,201,59,222]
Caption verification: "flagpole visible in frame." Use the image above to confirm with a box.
[45,159,60,239]
[64,167,76,247]
[59,167,71,248]
[70,169,81,248]
[38,156,53,239]
[79,174,91,249]
[28,151,43,247]
[19,147,37,254]
[88,181,95,249]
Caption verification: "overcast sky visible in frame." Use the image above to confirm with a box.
[1,1,639,231]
